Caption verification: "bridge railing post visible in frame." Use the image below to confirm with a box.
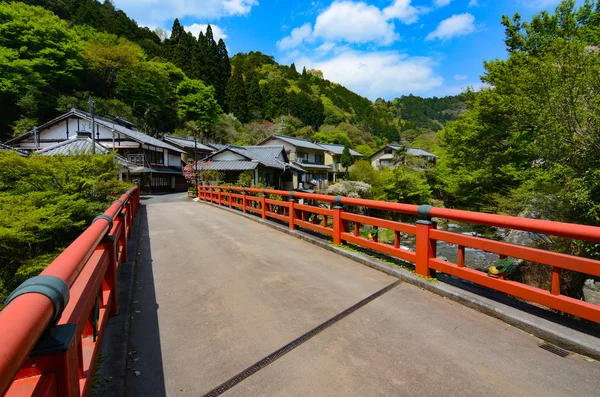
[288,192,295,230]
[218,189,222,206]
[228,187,233,209]
[332,196,343,245]
[261,189,267,220]
[242,190,247,214]
[415,205,436,278]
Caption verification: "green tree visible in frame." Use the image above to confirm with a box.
[176,79,222,141]
[225,69,249,123]
[340,144,355,174]
[246,74,263,120]
[216,38,231,107]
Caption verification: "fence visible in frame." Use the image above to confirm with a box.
[0,186,140,397]
[198,185,600,325]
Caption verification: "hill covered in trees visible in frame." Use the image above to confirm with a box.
[0,0,461,149]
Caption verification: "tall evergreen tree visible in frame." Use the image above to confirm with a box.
[225,69,248,123]
[302,66,307,77]
[204,25,220,87]
[195,31,208,82]
[216,38,230,108]
[247,75,263,120]
[172,31,195,77]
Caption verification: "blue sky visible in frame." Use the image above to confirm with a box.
[112,0,565,99]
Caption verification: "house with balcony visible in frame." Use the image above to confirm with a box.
[5,108,187,193]
[196,145,302,189]
[257,134,331,190]
[370,144,439,170]
[320,143,363,182]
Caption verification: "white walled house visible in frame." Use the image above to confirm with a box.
[320,143,363,182]
[257,134,330,190]
[6,108,187,193]
[370,144,439,170]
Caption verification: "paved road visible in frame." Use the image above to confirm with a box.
[126,193,600,397]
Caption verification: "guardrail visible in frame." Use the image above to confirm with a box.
[0,186,140,397]
[198,185,600,325]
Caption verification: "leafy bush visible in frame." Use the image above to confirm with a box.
[0,151,132,306]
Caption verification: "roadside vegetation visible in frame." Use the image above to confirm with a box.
[0,151,132,306]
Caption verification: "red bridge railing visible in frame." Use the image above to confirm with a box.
[0,186,140,397]
[199,185,600,325]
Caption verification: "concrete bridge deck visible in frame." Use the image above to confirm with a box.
[125,194,600,397]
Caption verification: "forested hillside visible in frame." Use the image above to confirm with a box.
[0,0,461,148]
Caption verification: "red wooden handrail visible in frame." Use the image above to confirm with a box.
[198,185,600,324]
[0,186,140,397]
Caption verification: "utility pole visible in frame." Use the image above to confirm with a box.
[88,96,96,154]
[194,134,199,189]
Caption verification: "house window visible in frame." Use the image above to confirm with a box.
[380,159,392,166]
[152,176,169,186]
[297,152,308,161]
[145,149,164,165]
[314,154,324,163]
[384,148,393,155]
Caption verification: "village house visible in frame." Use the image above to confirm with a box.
[6,108,187,193]
[257,134,330,190]
[320,143,363,182]
[370,144,439,170]
[196,145,303,189]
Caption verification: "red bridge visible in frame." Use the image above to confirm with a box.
[1,186,599,396]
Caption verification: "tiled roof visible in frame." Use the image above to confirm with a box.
[295,163,332,170]
[262,134,325,151]
[163,136,214,151]
[407,148,439,158]
[8,108,185,154]
[319,143,363,157]
[35,137,133,166]
[0,143,28,156]
[228,145,286,169]
[372,144,439,159]
[196,161,259,171]
[206,143,229,151]
[36,137,112,156]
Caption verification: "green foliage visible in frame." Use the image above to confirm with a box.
[235,171,254,187]
[313,131,352,147]
[341,144,355,169]
[176,79,222,129]
[0,151,132,305]
[225,69,249,123]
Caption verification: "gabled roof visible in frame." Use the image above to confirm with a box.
[35,137,132,166]
[206,143,229,151]
[196,161,258,171]
[259,134,326,151]
[371,144,439,159]
[0,143,28,157]
[36,137,112,156]
[202,145,288,170]
[7,108,185,154]
[319,143,363,157]
[163,136,214,151]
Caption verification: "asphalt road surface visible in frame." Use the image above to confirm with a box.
[125,193,600,397]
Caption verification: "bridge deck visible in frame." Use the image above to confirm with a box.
[126,194,599,397]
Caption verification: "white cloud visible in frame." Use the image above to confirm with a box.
[223,0,257,15]
[468,0,479,7]
[293,50,443,99]
[277,0,426,51]
[433,0,453,7]
[426,13,476,41]
[184,23,227,41]
[382,0,422,24]
[277,23,313,51]
[454,74,468,80]
[112,0,258,27]
[313,1,398,45]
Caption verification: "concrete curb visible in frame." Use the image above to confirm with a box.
[199,199,600,360]
[95,205,143,396]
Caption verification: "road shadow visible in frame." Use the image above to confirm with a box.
[124,204,167,397]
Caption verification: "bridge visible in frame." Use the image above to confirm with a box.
[1,186,600,396]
